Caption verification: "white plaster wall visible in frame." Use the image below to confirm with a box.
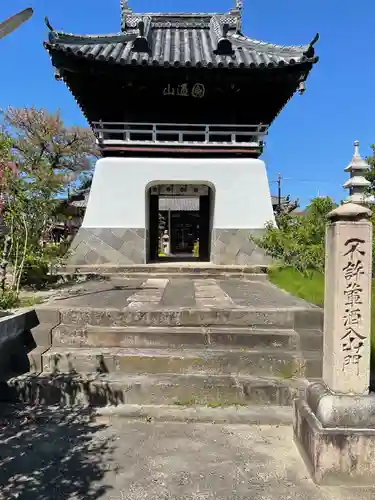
[83,157,275,229]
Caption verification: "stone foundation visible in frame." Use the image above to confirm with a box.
[211,229,272,265]
[67,227,272,266]
[294,382,375,485]
[68,228,146,265]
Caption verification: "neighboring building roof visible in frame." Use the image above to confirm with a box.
[70,192,89,208]
[44,5,319,70]
[271,195,289,206]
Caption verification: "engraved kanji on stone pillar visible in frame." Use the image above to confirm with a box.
[323,141,373,394]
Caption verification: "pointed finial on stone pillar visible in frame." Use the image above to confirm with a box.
[343,140,374,205]
[353,139,360,156]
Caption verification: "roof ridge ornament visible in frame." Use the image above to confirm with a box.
[227,0,243,33]
[131,16,152,53]
[45,16,59,43]
[121,0,132,14]
[303,32,319,58]
[121,0,133,31]
[213,21,235,56]
[45,16,54,32]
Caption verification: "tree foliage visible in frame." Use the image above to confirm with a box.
[253,197,338,273]
[2,106,99,196]
[0,107,100,301]
[366,144,375,194]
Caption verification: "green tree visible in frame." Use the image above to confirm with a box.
[0,107,100,302]
[365,144,375,193]
[2,106,99,198]
[1,106,99,243]
[252,197,337,273]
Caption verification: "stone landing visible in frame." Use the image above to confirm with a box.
[7,275,323,421]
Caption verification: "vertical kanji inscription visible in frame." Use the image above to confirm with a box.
[341,238,366,373]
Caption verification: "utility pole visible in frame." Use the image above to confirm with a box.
[277,173,282,212]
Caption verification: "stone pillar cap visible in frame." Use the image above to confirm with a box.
[344,140,370,172]
[328,202,372,221]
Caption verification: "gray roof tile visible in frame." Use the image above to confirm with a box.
[45,10,318,70]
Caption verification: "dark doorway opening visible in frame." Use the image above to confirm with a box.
[146,184,213,263]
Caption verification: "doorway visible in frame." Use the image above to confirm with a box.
[146,183,213,263]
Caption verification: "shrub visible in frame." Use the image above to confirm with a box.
[252,197,337,273]
[0,289,20,310]
[20,254,50,288]
[20,242,69,289]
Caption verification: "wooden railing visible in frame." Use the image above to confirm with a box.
[92,121,268,148]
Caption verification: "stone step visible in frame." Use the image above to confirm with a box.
[30,324,53,348]
[59,264,269,277]
[6,372,306,408]
[51,325,300,350]
[297,329,323,352]
[304,351,323,379]
[63,272,269,281]
[46,306,323,330]
[28,346,50,373]
[41,347,305,378]
[96,404,294,425]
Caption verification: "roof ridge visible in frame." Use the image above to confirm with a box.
[131,12,222,16]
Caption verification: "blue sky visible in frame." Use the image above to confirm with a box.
[1,0,374,207]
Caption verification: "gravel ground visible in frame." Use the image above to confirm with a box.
[0,405,374,500]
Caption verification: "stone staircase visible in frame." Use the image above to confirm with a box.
[7,266,323,420]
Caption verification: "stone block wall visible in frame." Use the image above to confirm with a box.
[66,227,272,266]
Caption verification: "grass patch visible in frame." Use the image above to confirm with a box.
[268,266,375,368]
[268,267,324,307]
[19,296,45,308]
[173,398,197,406]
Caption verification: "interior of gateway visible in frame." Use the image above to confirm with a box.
[147,184,213,263]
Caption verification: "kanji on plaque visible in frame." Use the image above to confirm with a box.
[341,238,367,373]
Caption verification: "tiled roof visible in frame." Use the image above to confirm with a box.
[270,195,289,206]
[44,9,318,70]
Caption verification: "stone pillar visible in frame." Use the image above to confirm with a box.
[294,141,375,486]
[323,203,372,395]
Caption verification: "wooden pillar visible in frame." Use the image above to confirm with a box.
[199,193,211,261]
[148,193,159,262]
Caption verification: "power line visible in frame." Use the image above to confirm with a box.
[269,178,333,185]
[270,175,339,212]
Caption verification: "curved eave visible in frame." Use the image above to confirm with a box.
[45,40,318,71]
[230,33,311,56]
[48,31,136,45]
